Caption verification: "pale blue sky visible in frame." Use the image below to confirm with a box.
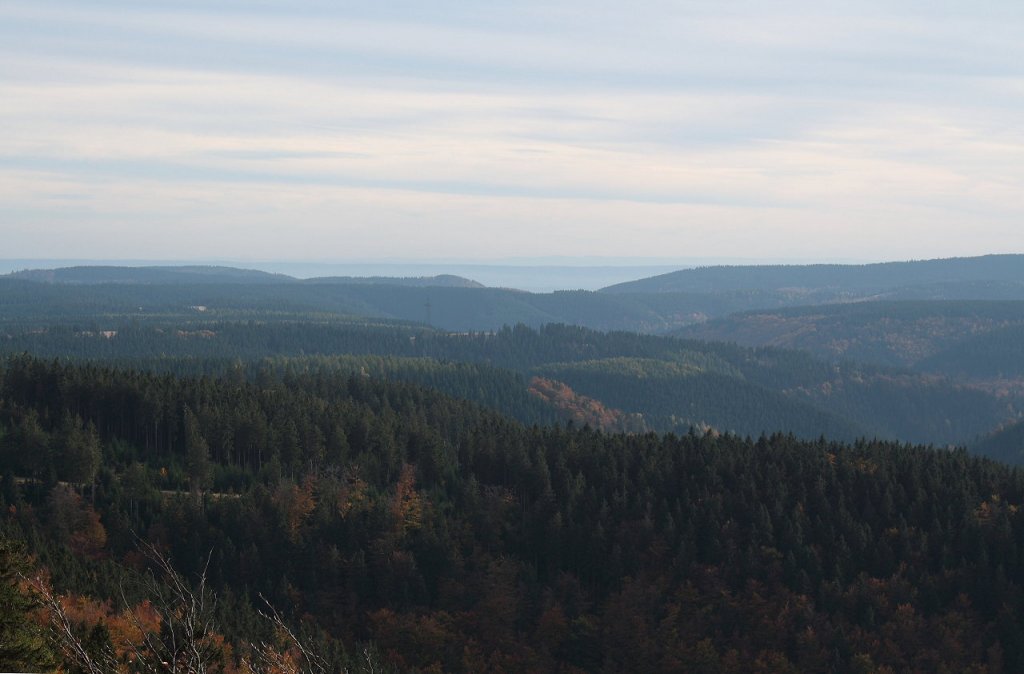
[2,0,1023,261]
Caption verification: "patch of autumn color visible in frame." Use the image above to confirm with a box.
[391,463,424,534]
[338,470,370,519]
[528,376,641,432]
[273,476,317,543]
[30,577,249,674]
[49,485,107,558]
[974,494,1020,524]
[368,607,455,672]
[200,631,237,673]
[975,500,996,524]
[37,589,164,664]
[125,600,162,644]
[535,603,569,654]
[853,458,878,475]
[70,506,107,558]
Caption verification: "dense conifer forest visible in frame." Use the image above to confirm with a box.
[0,321,1016,451]
[4,355,1024,672]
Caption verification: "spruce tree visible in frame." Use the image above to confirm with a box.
[0,535,52,671]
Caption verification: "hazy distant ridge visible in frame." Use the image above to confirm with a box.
[8,265,292,284]
[7,265,483,288]
[301,274,483,288]
[601,254,1024,294]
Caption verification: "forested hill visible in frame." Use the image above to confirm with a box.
[975,419,1024,464]
[7,265,292,284]
[0,276,750,333]
[302,274,484,288]
[917,322,1024,380]
[3,263,1024,453]
[9,258,1024,335]
[5,356,1024,672]
[6,266,482,288]
[602,254,1024,295]
[0,321,1016,451]
[677,300,1024,369]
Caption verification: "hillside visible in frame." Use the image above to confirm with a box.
[602,254,1024,295]
[7,265,293,284]
[10,259,1024,335]
[535,358,869,441]
[0,320,1015,449]
[0,274,958,335]
[4,269,1024,672]
[0,277,714,333]
[2,266,1023,453]
[302,274,484,288]
[974,419,1024,464]
[674,300,1024,406]
[677,301,1024,369]
[6,265,484,288]
[5,357,1024,672]
[918,323,1024,380]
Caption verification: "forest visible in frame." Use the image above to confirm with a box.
[9,255,1024,335]
[4,354,1024,673]
[0,321,1016,452]
[5,261,1024,672]
[678,301,1024,374]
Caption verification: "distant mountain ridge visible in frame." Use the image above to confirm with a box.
[602,254,1024,294]
[302,274,483,288]
[6,265,483,288]
[9,258,1024,335]
[9,265,291,284]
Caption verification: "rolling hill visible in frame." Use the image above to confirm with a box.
[1,319,1015,449]
[9,257,1024,335]
[676,301,1024,369]
[601,254,1024,296]
[4,261,1024,455]
[7,264,292,284]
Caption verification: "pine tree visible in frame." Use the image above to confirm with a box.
[0,535,52,671]
[184,407,212,499]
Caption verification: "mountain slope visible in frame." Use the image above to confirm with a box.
[6,357,1024,672]
[1,319,1014,449]
[915,322,1024,377]
[677,301,1024,369]
[7,265,293,284]
[301,274,484,288]
[0,278,711,332]
[974,419,1024,463]
[10,258,1024,336]
[7,265,484,289]
[603,254,1024,295]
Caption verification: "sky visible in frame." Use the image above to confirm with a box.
[2,0,1023,263]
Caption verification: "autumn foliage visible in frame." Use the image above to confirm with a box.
[528,376,643,433]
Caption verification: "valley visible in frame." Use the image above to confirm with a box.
[6,256,1024,673]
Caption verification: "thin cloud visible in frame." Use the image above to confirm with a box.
[1,0,1022,260]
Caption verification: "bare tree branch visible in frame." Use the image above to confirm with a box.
[25,573,117,674]
[252,593,329,674]
[26,538,385,674]
[127,539,218,674]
